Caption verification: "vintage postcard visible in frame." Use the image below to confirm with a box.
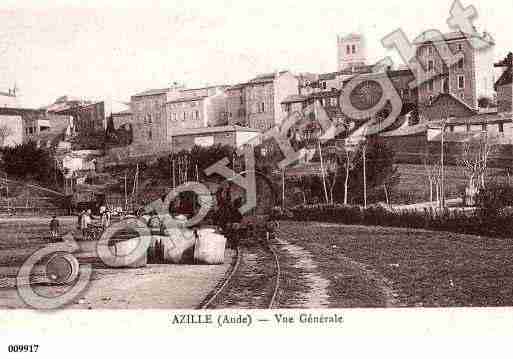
[1,0,512,356]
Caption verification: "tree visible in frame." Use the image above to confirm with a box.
[457,133,498,205]
[424,157,442,204]
[0,141,56,185]
[478,96,496,109]
[338,136,399,205]
[0,125,13,148]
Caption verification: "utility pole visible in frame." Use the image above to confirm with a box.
[282,167,286,208]
[440,119,446,209]
[318,139,329,204]
[363,141,367,209]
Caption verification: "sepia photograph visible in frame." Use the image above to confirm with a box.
[0,0,512,325]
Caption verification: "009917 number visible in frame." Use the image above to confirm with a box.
[8,345,39,353]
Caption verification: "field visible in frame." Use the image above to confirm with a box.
[278,221,513,307]
[391,164,511,204]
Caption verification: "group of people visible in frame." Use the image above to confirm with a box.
[99,205,113,229]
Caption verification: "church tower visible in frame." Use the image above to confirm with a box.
[337,33,367,72]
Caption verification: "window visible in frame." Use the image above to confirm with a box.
[458,75,465,89]
[261,102,265,113]
[482,124,487,131]
[148,130,152,140]
[428,60,434,71]
[240,96,243,105]
[322,81,327,90]
[195,110,199,120]
[499,123,504,133]
[173,113,177,121]
[428,46,433,56]
[330,97,337,106]
[466,123,471,132]
[457,57,464,69]
[457,44,463,52]
[449,125,455,132]
[183,112,187,121]
[352,44,356,54]
[346,45,351,54]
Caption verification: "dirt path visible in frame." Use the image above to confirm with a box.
[274,237,330,308]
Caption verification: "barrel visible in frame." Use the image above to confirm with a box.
[113,238,148,268]
[160,228,196,264]
[194,232,226,265]
[45,253,80,285]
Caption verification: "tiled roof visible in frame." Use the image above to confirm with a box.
[495,67,512,88]
[166,95,208,104]
[381,123,428,137]
[112,109,132,116]
[0,107,45,116]
[132,88,170,98]
[414,31,494,45]
[171,125,261,136]
[281,94,307,104]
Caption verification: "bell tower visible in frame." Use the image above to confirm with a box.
[337,33,367,72]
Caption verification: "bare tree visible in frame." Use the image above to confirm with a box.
[424,158,443,205]
[457,133,497,205]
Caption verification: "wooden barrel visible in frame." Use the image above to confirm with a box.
[113,238,148,268]
[194,233,226,265]
[45,253,80,285]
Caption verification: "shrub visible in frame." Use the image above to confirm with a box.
[277,203,513,239]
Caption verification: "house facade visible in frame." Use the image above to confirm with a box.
[226,71,299,132]
[413,31,495,110]
[165,86,229,139]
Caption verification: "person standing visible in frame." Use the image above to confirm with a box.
[49,215,60,240]
[81,209,92,237]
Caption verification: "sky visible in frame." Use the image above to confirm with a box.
[0,0,511,110]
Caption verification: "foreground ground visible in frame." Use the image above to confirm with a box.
[0,217,234,309]
[277,221,513,307]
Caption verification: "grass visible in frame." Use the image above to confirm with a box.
[278,221,513,307]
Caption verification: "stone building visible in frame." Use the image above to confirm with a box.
[337,33,367,71]
[130,88,170,153]
[171,125,261,152]
[0,107,73,147]
[165,86,229,136]
[412,30,495,110]
[111,109,132,130]
[494,52,512,114]
[226,71,299,132]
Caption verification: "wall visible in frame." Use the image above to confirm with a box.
[274,72,300,128]
[497,83,512,113]
[166,98,205,135]
[74,102,105,135]
[226,87,246,126]
[131,93,167,148]
[245,81,274,131]
[204,92,228,127]
[172,131,237,152]
[112,113,132,130]
[415,39,477,109]
[419,94,475,121]
[474,42,496,102]
[0,115,23,147]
